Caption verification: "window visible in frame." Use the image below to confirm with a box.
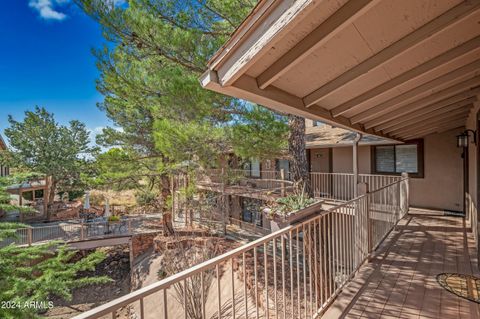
[312,120,323,127]
[276,159,290,175]
[244,159,261,178]
[241,198,263,227]
[372,140,423,178]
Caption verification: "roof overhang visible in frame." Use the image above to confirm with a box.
[201,0,480,141]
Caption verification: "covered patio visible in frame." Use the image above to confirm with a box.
[200,0,480,317]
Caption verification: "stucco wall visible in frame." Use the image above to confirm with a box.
[408,129,463,212]
[309,148,330,172]
[331,146,371,174]
[309,132,464,211]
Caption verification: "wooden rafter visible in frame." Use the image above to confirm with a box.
[374,97,477,132]
[363,85,480,129]
[303,1,480,107]
[390,112,469,137]
[331,36,480,117]
[353,75,480,125]
[257,0,376,89]
[382,103,474,134]
[400,119,467,139]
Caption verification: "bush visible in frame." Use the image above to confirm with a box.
[135,191,158,207]
[108,215,120,222]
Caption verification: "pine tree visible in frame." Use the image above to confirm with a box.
[0,175,110,319]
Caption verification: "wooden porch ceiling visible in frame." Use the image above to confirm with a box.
[201,0,480,141]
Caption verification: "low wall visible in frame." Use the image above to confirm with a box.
[131,232,162,260]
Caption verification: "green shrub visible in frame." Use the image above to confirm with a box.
[108,215,120,222]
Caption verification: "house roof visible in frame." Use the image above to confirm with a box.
[5,179,47,194]
[305,125,393,149]
[201,0,480,142]
[0,134,7,150]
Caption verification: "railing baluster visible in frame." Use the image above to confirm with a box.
[217,264,222,319]
[232,258,236,319]
[296,227,300,318]
[313,219,320,312]
[289,230,294,318]
[201,271,206,319]
[184,279,188,319]
[302,224,307,319]
[254,248,259,319]
[164,289,168,319]
[139,297,144,319]
[281,235,286,319]
[264,242,269,319]
[308,222,313,318]
[273,238,278,318]
[243,252,248,319]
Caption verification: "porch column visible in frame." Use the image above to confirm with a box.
[353,133,362,198]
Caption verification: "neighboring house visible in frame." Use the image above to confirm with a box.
[0,134,9,177]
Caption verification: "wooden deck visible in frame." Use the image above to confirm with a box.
[323,211,480,319]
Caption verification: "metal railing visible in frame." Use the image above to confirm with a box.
[0,217,158,247]
[310,172,402,201]
[73,177,409,319]
[203,170,400,202]
[202,169,293,192]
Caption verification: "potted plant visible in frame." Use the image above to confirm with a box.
[264,188,321,231]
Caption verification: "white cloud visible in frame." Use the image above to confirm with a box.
[29,0,68,21]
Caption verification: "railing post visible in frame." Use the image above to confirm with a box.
[280,168,286,197]
[27,228,32,246]
[353,133,362,198]
[400,172,410,218]
[80,222,85,240]
[358,183,373,255]
[221,167,227,236]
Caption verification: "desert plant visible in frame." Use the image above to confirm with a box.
[266,187,316,218]
[161,241,221,319]
[107,215,120,222]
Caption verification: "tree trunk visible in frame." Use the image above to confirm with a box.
[288,115,312,197]
[160,174,175,236]
[46,178,56,220]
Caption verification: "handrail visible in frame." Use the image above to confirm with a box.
[73,177,409,319]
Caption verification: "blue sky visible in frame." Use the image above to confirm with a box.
[0,1,112,142]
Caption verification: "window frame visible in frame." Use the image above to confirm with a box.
[371,139,424,178]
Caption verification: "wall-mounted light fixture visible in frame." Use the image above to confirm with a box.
[457,129,477,148]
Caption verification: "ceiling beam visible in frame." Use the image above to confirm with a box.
[353,74,480,125]
[362,84,480,129]
[331,36,480,117]
[381,102,474,134]
[401,120,466,139]
[393,116,468,139]
[340,55,480,122]
[384,106,471,135]
[257,0,376,89]
[391,112,469,137]
[374,97,477,132]
[302,1,480,107]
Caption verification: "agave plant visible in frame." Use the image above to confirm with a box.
[265,186,316,218]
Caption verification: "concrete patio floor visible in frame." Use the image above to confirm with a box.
[323,210,480,319]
